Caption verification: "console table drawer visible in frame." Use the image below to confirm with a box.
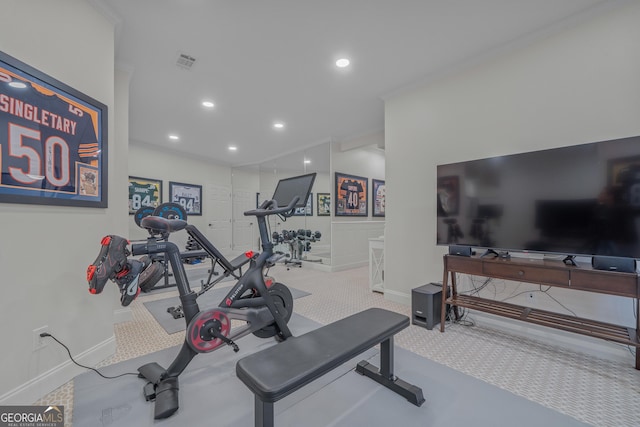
[483,263,569,286]
[571,269,637,298]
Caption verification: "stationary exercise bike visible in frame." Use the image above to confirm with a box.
[101,173,316,420]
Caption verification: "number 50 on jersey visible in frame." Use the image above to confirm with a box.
[0,51,107,208]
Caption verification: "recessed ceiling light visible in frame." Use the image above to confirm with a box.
[228,145,237,151]
[168,134,179,141]
[202,101,214,108]
[336,58,350,68]
[273,122,284,129]
[9,81,27,89]
[304,159,311,164]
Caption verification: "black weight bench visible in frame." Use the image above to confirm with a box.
[148,250,215,291]
[236,308,425,427]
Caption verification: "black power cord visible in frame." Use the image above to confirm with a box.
[40,332,138,379]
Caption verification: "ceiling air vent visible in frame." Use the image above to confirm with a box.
[176,52,196,70]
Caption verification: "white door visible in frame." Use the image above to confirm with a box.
[232,189,257,252]
[207,184,232,254]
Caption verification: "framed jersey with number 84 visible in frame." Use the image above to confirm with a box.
[128,176,162,214]
[169,181,202,216]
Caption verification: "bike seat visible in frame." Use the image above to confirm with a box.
[141,216,187,234]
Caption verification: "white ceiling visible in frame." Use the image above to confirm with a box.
[94,0,620,167]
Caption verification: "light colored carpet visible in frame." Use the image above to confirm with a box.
[36,265,640,427]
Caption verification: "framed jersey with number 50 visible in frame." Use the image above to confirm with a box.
[0,51,108,208]
[169,181,202,216]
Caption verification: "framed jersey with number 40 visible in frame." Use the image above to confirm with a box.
[0,51,108,208]
[335,172,368,217]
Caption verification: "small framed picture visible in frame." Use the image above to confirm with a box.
[317,193,330,216]
[372,179,385,217]
[294,193,313,216]
[169,181,202,216]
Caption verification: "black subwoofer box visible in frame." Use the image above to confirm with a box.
[592,256,637,273]
[411,283,448,330]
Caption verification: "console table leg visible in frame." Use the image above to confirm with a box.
[636,294,639,370]
[450,272,460,321]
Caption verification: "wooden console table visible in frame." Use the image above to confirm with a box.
[440,254,640,369]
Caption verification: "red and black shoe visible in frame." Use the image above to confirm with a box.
[87,235,130,295]
[114,259,145,306]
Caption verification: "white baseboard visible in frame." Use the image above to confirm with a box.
[0,336,116,405]
[328,260,368,272]
[300,261,333,272]
[382,289,411,305]
[113,307,133,324]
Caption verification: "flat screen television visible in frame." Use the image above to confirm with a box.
[436,135,640,260]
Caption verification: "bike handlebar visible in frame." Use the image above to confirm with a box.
[243,195,300,218]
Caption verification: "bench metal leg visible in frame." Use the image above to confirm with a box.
[255,396,274,427]
[379,336,394,379]
[356,336,425,407]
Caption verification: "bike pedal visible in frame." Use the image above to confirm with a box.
[143,382,157,401]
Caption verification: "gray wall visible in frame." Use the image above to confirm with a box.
[385,2,640,347]
[0,0,125,403]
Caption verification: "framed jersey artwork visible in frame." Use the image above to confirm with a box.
[0,51,108,208]
[169,181,202,216]
[372,179,385,217]
[335,172,368,217]
[128,176,162,214]
[293,192,312,216]
[317,193,330,216]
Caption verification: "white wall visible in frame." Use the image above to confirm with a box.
[385,2,640,342]
[331,138,386,269]
[0,0,124,403]
[128,142,233,251]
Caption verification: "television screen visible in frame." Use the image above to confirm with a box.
[436,135,640,259]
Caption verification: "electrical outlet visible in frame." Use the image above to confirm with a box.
[33,325,49,351]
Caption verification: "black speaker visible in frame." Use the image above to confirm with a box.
[411,283,448,330]
[449,245,472,257]
[592,256,637,273]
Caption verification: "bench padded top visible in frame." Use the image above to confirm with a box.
[236,308,409,403]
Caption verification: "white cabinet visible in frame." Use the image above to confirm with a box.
[369,237,384,293]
